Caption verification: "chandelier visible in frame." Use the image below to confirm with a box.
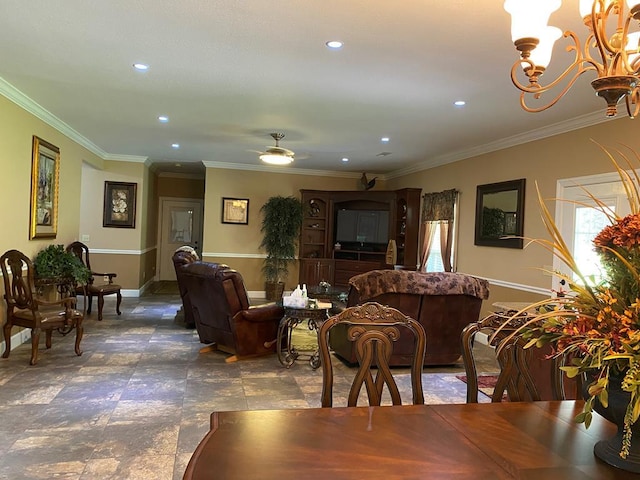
[504,0,640,117]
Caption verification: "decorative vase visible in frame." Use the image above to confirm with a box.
[585,373,640,473]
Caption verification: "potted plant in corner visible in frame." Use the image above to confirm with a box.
[260,195,303,301]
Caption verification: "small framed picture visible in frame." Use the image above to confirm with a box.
[222,197,249,225]
[103,181,137,228]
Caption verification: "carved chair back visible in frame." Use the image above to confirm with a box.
[318,302,426,407]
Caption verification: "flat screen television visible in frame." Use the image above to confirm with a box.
[335,209,389,249]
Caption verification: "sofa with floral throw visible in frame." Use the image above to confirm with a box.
[329,269,490,366]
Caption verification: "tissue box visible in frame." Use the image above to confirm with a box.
[282,296,307,308]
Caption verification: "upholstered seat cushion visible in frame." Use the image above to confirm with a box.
[87,283,121,295]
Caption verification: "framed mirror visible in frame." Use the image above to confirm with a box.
[474,178,525,249]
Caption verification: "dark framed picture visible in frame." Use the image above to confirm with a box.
[29,136,60,239]
[222,197,249,224]
[103,181,137,228]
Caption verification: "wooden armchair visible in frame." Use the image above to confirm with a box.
[66,241,122,321]
[0,249,83,365]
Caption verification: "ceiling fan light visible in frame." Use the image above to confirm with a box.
[260,153,294,165]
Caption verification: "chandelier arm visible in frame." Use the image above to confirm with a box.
[625,89,640,118]
[617,11,638,75]
[510,58,595,95]
[518,70,591,113]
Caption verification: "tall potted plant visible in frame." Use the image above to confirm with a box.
[260,195,303,300]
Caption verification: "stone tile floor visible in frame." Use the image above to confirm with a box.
[0,289,498,480]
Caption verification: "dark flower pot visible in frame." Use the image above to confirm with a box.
[265,282,284,301]
[585,373,640,473]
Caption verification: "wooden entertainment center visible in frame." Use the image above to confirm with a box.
[298,188,422,288]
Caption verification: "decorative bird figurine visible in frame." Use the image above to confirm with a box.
[360,173,377,190]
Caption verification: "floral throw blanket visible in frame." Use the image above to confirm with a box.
[349,270,490,302]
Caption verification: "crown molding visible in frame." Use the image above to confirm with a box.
[0,76,109,158]
[157,171,205,179]
[202,160,368,179]
[386,110,612,179]
[103,153,148,163]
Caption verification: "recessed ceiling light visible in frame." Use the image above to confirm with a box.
[342,157,349,162]
[326,40,343,49]
[454,100,466,106]
[133,63,149,71]
[171,143,180,149]
[381,137,390,143]
[158,115,169,123]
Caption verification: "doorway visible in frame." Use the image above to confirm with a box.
[157,198,204,281]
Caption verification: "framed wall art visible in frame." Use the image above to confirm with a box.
[222,197,249,225]
[474,178,525,249]
[103,181,137,228]
[29,136,60,239]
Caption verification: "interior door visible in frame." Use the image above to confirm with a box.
[158,198,204,281]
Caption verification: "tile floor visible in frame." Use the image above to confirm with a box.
[0,288,498,480]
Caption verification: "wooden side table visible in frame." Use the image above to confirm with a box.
[277,306,329,369]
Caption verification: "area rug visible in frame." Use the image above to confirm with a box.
[455,374,500,399]
[290,323,319,351]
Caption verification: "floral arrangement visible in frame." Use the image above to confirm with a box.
[499,144,640,459]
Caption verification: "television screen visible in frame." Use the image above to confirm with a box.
[335,209,389,245]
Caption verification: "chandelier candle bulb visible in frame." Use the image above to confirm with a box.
[504,0,640,117]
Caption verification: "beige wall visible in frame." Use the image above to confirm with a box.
[157,175,205,199]
[3,86,638,312]
[202,168,365,291]
[78,160,154,289]
[0,95,103,328]
[389,116,636,310]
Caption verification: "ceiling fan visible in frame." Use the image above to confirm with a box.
[258,133,295,165]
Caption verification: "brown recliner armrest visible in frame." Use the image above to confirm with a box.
[234,304,284,323]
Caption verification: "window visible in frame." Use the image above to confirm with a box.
[572,206,611,284]
[555,174,629,289]
[424,223,445,272]
[420,189,458,273]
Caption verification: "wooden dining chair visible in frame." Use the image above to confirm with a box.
[0,249,84,365]
[461,311,580,403]
[66,241,122,321]
[318,302,426,407]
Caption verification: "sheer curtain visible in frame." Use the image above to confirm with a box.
[420,189,458,272]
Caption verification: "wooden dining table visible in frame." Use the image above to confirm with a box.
[182,401,635,479]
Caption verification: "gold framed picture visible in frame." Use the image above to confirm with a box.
[222,197,249,225]
[29,136,60,239]
[103,181,137,228]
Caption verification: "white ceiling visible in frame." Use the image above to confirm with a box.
[0,0,616,177]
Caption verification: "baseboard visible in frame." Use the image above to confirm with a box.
[0,329,31,353]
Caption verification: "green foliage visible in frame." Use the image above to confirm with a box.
[33,244,91,284]
[259,196,303,283]
[481,207,505,237]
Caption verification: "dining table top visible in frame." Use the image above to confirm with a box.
[182,400,634,479]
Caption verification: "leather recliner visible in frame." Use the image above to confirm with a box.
[329,269,490,366]
[180,262,284,362]
[172,246,225,328]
